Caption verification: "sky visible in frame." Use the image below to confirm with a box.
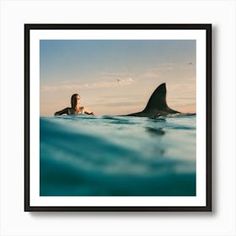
[40,40,196,116]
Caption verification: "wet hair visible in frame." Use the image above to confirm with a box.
[71,93,80,109]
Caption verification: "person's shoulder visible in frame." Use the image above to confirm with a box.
[64,107,71,113]
[54,107,70,116]
[79,106,85,112]
[67,107,75,114]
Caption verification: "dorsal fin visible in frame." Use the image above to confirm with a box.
[143,83,168,112]
[125,83,179,117]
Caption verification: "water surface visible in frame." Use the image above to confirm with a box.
[40,115,196,196]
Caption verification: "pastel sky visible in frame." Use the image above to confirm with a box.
[40,40,196,116]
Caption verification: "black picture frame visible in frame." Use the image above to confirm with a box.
[24,24,212,212]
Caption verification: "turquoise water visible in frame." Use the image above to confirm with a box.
[40,115,196,196]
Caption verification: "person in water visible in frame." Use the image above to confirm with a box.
[54,93,94,116]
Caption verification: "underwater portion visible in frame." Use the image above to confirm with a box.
[40,115,196,196]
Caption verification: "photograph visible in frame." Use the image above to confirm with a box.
[25,24,211,211]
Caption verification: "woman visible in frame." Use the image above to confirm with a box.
[54,94,94,116]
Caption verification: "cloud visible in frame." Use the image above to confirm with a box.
[85,77,135,89]
[141,63,174,79]
[41,77,135,92]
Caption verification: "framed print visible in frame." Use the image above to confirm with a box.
[24,24,212,211]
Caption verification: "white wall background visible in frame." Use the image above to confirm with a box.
[0,0,236,236]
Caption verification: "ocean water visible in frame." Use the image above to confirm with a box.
[40,115,196,196]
